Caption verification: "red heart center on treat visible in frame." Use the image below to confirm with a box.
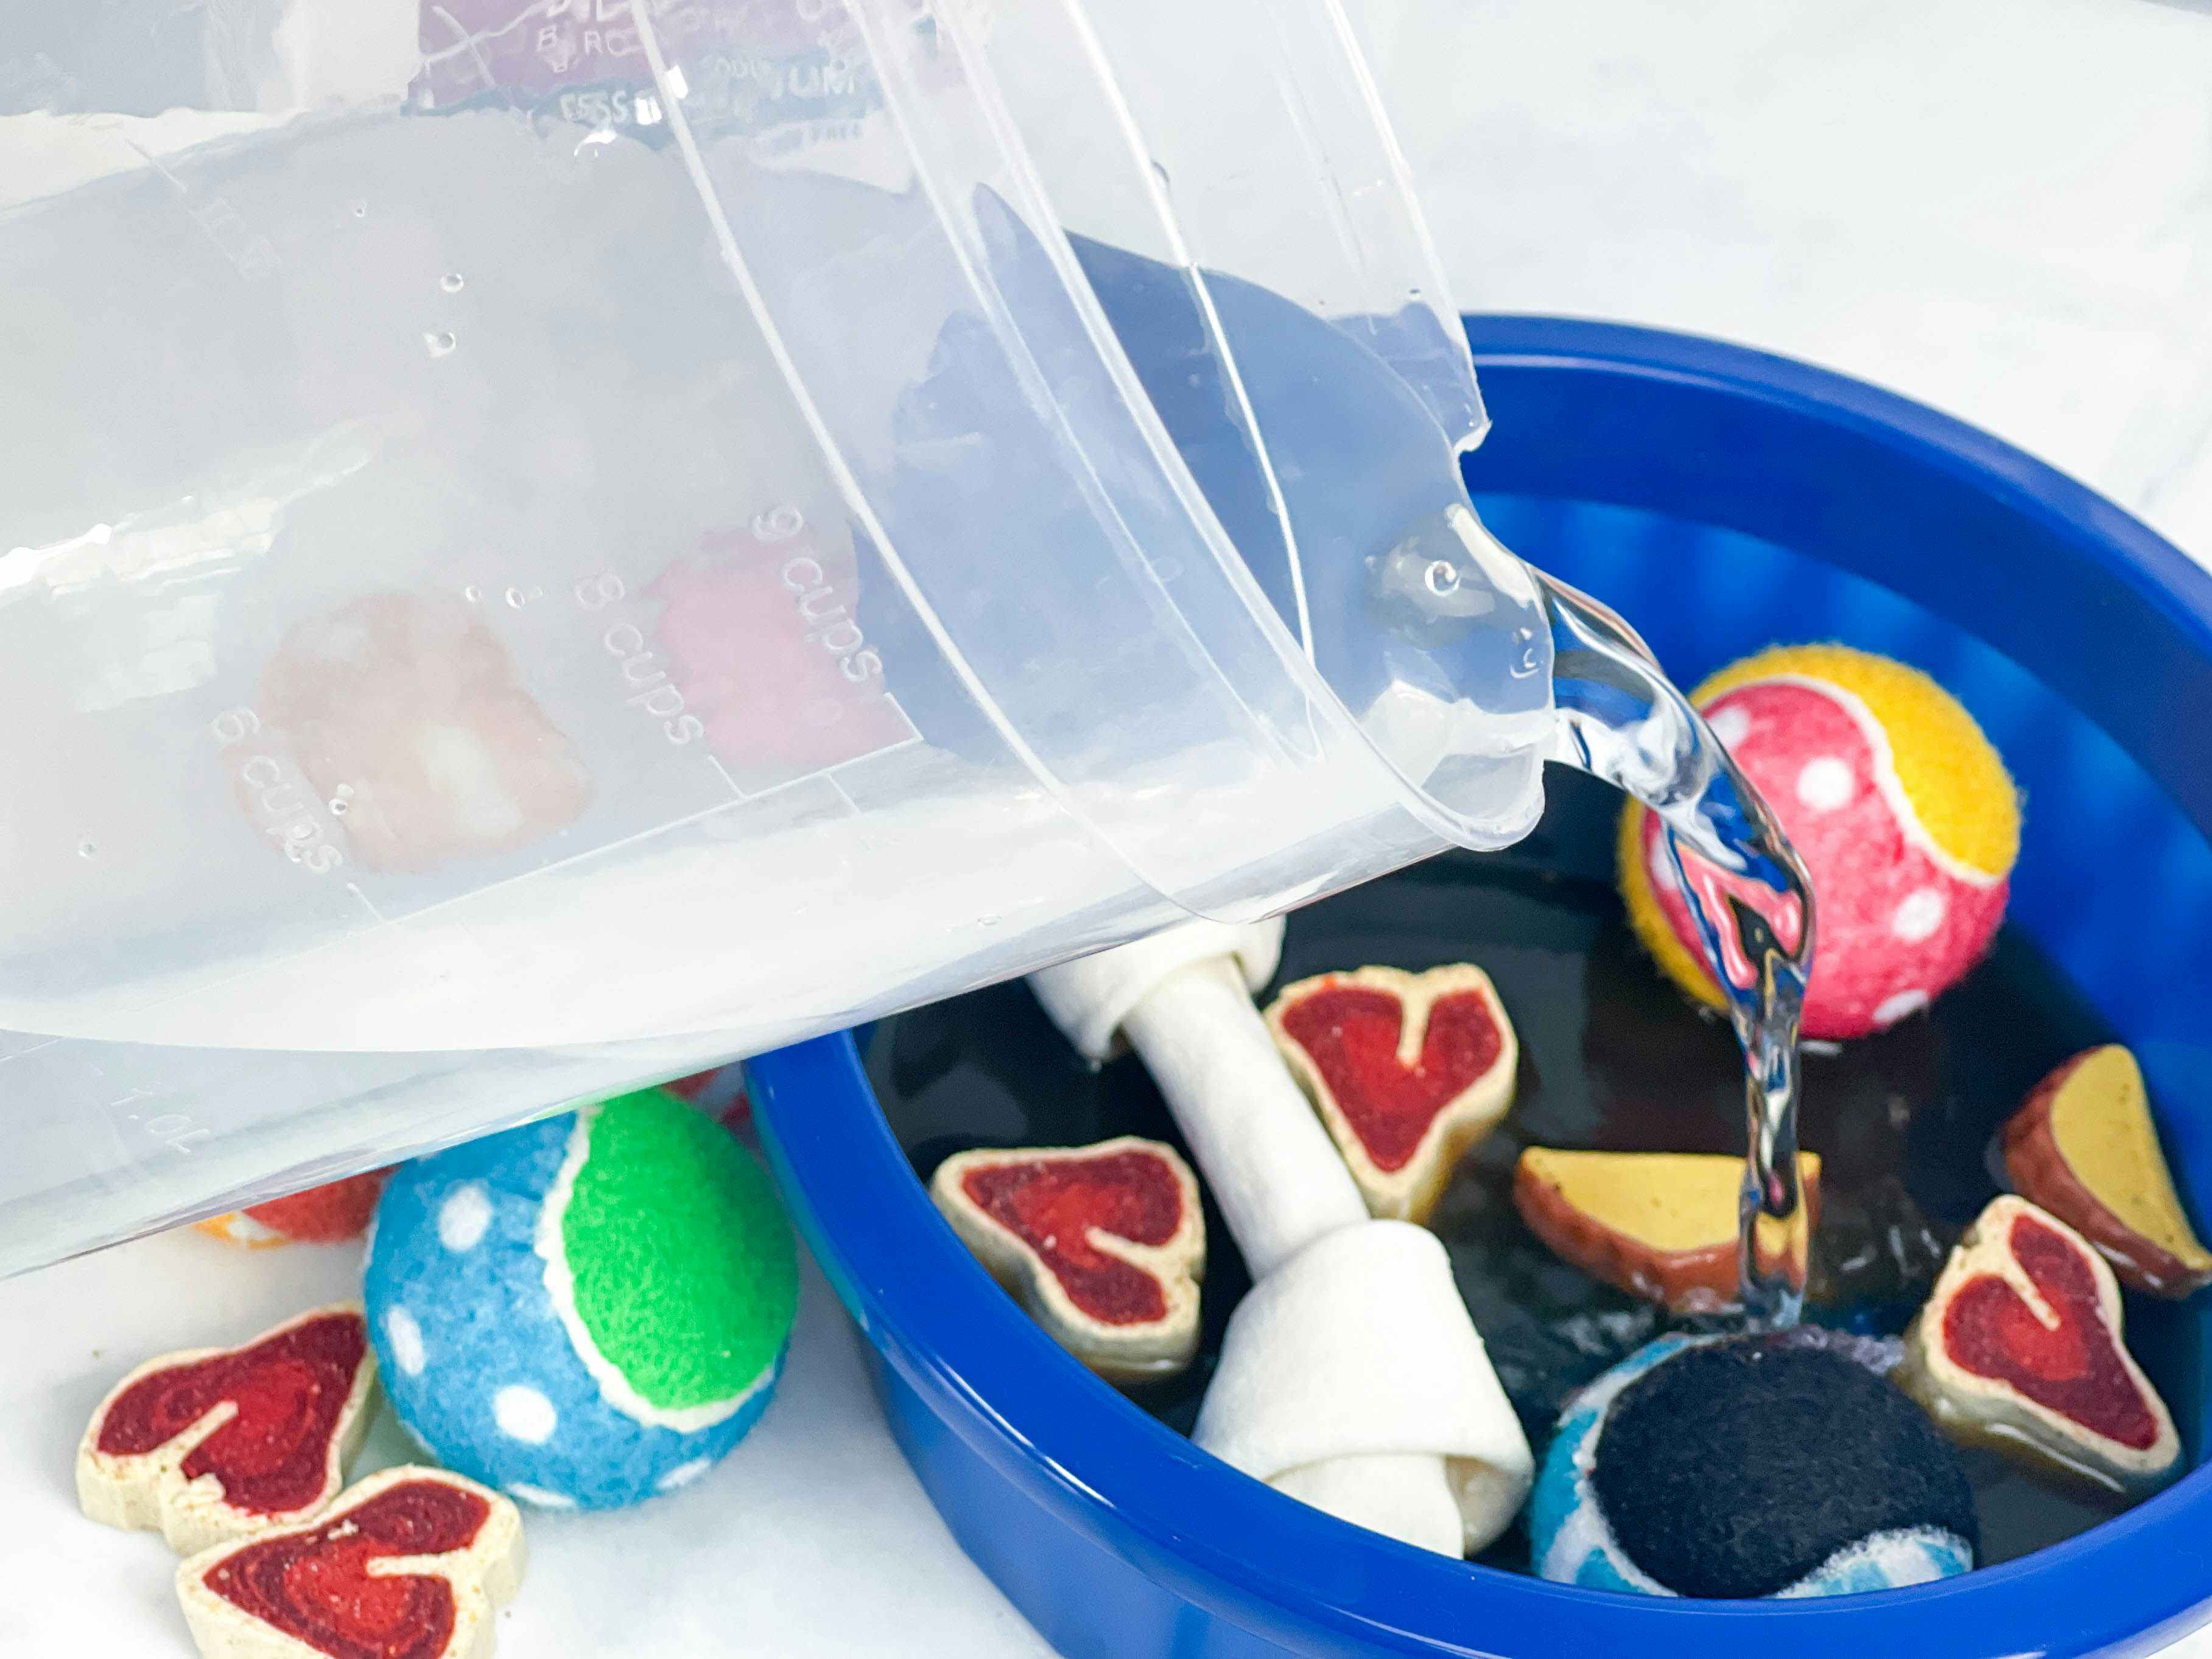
[96,1313,367,1513]
[962,1152,1185,1325]
[204,1481,491,1659]
[1943,1211,2158,1449]
[1278,987,1504,1171]
[245,1171,392,1243]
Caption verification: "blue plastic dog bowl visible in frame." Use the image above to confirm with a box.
[749,318,2212,1658]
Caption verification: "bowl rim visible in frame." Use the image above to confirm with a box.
[750,317,2212,1659]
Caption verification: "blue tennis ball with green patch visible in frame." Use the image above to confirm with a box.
[364,1086,797,1510]
[1531,1328,1977,1598]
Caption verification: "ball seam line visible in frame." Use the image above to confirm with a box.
[1723,673,2003,888]
[533,1106,773,1435]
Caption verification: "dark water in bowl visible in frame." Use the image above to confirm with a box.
[863,767,2202,1575]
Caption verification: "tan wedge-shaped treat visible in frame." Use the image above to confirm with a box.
[2002,1045,2212,1297]
[1266,964,1517,1224]
[1514,1149,1823,1313]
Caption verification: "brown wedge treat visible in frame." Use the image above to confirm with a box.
[1514,1149,1822,1313]
[2002,1046,2212,1297]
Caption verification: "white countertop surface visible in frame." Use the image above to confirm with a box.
[1361,0,2212,565]
[0,1226,1058,1659]
[9,2,2212,1653]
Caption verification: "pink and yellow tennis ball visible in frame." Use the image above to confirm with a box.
[1620,644,2020,1042]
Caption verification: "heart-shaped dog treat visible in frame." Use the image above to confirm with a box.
[2003,1046,2212,1298]
[1897,1196,2180,1496]
[198,1171,395,1250]
[1515,1149,1824,1313]
[79,1304,378,1556]
[1266,964,1517,1224]
[932,1137,1204,1384]
[177,1466,524,1659]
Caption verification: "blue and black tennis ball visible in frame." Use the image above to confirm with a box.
[1533,1329,1978,1598]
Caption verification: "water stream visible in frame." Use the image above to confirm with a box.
[1537,572,1817,1324]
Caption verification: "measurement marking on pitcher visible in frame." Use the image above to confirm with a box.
[141,1112,211,1153]
[713,700,922,806]
[113,1090,211,1154]
[873,694,925,750]
[122,138,278,280]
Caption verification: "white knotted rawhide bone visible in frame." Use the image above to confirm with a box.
[1030,920,1531,1556]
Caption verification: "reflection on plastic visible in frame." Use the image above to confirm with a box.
[650,514,916,790]
[252,594,594,875]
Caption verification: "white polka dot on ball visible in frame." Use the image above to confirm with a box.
[1874,989,1931,1027]
[1795,756,1856,812]
[493,1384,559,1445]
[1891,888,1948,943]
[384,1306,426,1377]
[1708,707,1752,749]
[437,1183,493,1252]
[657,1458,714,1493]
[505,1484,578,1510]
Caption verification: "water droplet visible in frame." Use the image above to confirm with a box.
[1511,625,1542,677]
[424,331,457,359]
[77,840,97,860]
[462,584,482,603]
[978,914,1002,929]
[1150,160,1171,191]
[440,272,465,293]
[1422,559,1461,598]
[351,200,368,219]
[504,587,531,608]
[1408,285,1424,300]
[329,784,355,817]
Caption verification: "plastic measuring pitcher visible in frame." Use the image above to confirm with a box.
[0,0,1554,1273]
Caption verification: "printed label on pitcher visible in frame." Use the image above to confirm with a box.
[412,0,879,155]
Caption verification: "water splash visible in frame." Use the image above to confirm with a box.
[1537,572,1816,1327]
